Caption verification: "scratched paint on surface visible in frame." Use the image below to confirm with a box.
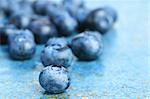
[0,0,149,99]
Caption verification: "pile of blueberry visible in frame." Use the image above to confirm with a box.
[0,0,117,94]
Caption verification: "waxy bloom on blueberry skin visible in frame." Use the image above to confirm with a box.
[39,65,70,94]
[41,38,74,68]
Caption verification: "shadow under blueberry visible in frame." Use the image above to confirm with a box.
[40,91,71,99]
[0,45,9,58]
[0,45,45,71]
[0,45,9,52]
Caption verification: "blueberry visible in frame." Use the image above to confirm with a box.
[9,30,36,60]
[0,0,33,17]
[75,8,89,24]
[63,0,89,32]
[86,7,117,34]
[71,31,103,61]
[41,40,74,68]
[39,65,70,94]
[0,0,19,17]
[0,20,6,44]
[63,0,86,22]
[63,0,85,8]
[47,6,78,36]
[82,31,102,43]
[46,37,68,47]
[102,6,118,22]
[28,17,57,44]
[9,12,31,29]
[75,8,90,32]
[0,24,17,44]
[17,1,33,15]
[8,29,34,42]
[32,0,54,15]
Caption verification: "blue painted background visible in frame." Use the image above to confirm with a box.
[0,0,149,98]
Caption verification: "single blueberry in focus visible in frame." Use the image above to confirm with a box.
[41,40,74,68]
[47,6,78,36]
[9,30,36,60]
[71,31,103,61]
[28,17,58,44]
[39,65,70,94]
[86,7,117,34]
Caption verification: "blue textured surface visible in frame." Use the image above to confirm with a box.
[0,0,149,98]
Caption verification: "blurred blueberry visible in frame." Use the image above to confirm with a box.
[71,31,103,61]
[63,0,89,32]
[102,6,118,22]
[8,29,34,42]
[8,0,34,28]
[9,12,32,29]
[9,30,36,60]
[47,5,78,36]
[41,42,74,68]
[0,19,6,44]
[18,0,34,15]
[86,7,117,34]
[39,65,70,94]
[32,0,54,15]
[63,0,86,22]
[0,0,19,17]
[28,17,58,44]
[63,0,85,8]
[75,8,90,32]
[0,24,17,44]
[75,8,89,24]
